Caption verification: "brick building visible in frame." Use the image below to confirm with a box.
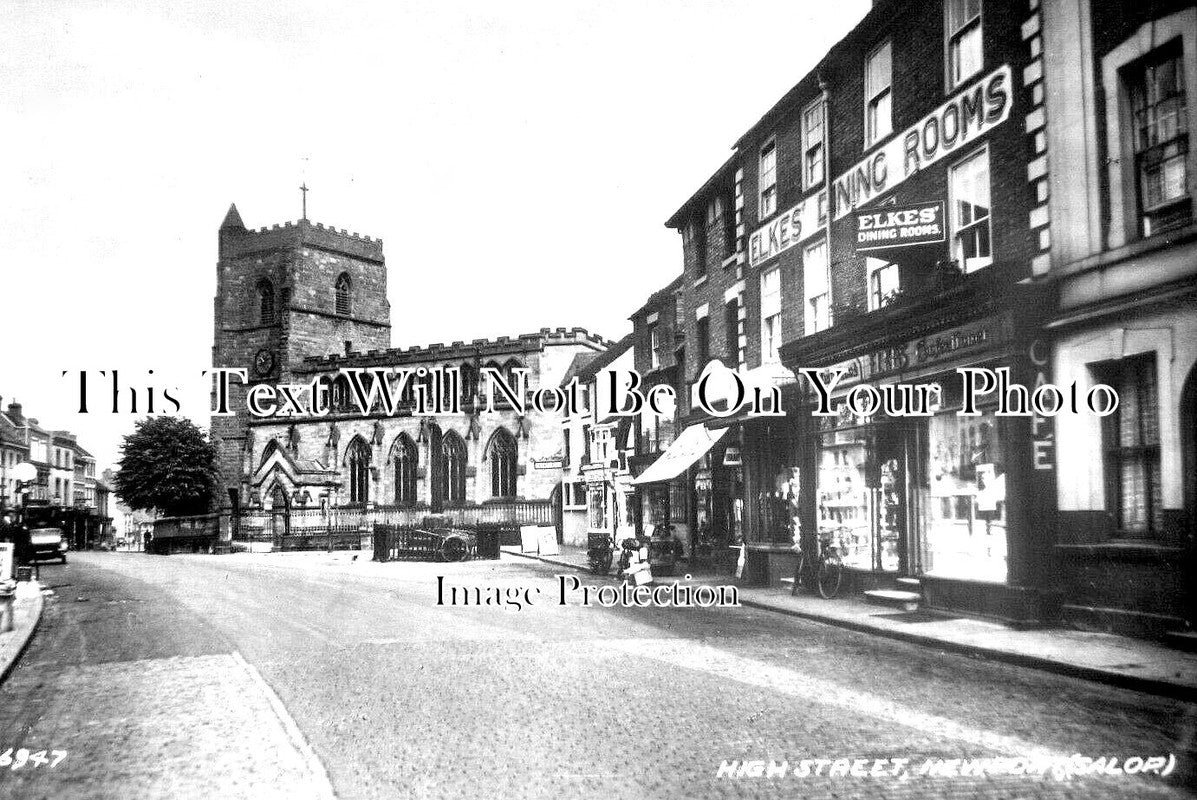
[634,0,1059,620]
[211,206,609,532]
[1041,0,1197,637]
[627,277,699,553]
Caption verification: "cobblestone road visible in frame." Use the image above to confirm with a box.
[0,552,1192,799]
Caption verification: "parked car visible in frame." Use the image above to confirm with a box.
[27,527,68,564]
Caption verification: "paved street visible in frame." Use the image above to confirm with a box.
[0,551,1193,799]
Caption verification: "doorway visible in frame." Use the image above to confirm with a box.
[549,483,563,545]
[1181,366,1197,623]
[269,483,290,549]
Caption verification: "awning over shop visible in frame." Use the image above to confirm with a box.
[631,424,729,485]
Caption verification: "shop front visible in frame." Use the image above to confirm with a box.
[732,408,805,587]
[781,281,1057,623]
[582,468,637,551]
[812,380,1009,584]
[632,423,739,574]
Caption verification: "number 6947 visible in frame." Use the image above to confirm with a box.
[0,748,67,769]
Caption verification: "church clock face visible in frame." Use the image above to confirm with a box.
[254,348,276,377]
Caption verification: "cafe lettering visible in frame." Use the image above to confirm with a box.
[832,65,1013,220]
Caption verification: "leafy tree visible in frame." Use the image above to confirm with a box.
[114,417,218,517]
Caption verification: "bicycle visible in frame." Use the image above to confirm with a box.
[790,528,844,599]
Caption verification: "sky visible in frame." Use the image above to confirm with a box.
[0,0,871,488]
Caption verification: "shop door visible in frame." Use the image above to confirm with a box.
[1182,367,1197,624]
[873,426,907,574]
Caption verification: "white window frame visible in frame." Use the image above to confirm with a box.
[649,326,661,371]
[864,40,893,148]
[562,480,586,510]
[945,0,983,91]
[803,237,830,335]
[1127,42,1191,237]
[759,136,778,220]
[802,97,826,188]
[866,258,900,311]
[760,267,781,364]
[1102,10,1197,249]
[949,144,993,273]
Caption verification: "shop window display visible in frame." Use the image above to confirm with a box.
[817,431,875,570]
[920,409,1007,582]
[876,456,903,573]
[641,485,669,538]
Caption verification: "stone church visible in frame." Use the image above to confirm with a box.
[211,204,609,515]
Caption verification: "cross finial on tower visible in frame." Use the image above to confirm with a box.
[300,183,309,221]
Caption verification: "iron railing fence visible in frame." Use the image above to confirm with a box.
[229,500,553,557]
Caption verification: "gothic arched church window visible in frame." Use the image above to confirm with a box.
[440,431,467,506]
[391,434,418,507]
[347,437,371,506]
[487,427,518,498]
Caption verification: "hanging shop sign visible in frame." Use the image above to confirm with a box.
[855,201,945,253]
[832,64,1013,221]
[748,192,827,268]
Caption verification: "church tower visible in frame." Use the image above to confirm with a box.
[210,203,391,508]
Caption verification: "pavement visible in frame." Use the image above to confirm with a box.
[503,543,1197,701]
[0,551,1192,799]
[0,578,44,684]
